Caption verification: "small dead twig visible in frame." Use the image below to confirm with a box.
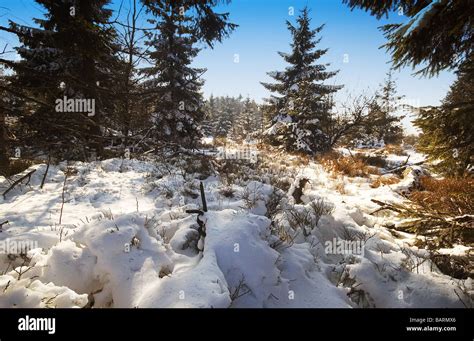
[230,276,251,301]
[40,155,51,189]
[346,148,356,162]
[59,168,75,225]
[13,263,32,280]
[3,280,11,293]
[0,220,8,231]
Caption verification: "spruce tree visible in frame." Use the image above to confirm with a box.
[377,70,404,144]
[141,1,206,148]
[261,7,342,153]
[214,96,234,139]
[343,0,474,76]
[361,70,404,146]
[0,67,9,175]
[201,94,217,137]
[142,0,237,47]
[236,96,259,141]
[2,0,120,159]
[415,57,474,176]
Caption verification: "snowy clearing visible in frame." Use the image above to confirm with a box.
[0,149,471,308]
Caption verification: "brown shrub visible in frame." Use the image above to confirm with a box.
[408,176,474,216]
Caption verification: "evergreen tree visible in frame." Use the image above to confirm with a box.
[415,57,474,176]
[0,66,9,175]
[261,7,342,153]
[142,0,237,47]
[141,1,206,148]
[214,96,233,138]
[363,70,404,145]
[236,96,259,141]
[227,94,243,140]
[343,0,474,76]
[377,70,404,144]
[344,0,473,174]
[201,94,217,137]
[1,0,120,159]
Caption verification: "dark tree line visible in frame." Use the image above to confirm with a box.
[0,0,236,174]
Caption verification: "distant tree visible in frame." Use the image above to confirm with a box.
[201,94,217,137]
[343,0,474,76]
[261,7,342,153]
[214,96,234,138]
[415,57,474,176]
[235,96,260,140]
[367,70,404,145]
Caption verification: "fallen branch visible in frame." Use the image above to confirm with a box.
[370,199,402,215]
[370,197,473,246]
[382,160,424,175]
[185,181,208,251]
[2,169,36,199]
[200,181,207,213]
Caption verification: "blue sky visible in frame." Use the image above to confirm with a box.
[194,0,455,106]
[0,0,456,132]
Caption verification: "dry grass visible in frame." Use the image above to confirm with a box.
[384,144,407,156]
[335,179,347,194]
[219,185,235,198]
[269,220,298,250]
[371,175,401,188]
[265,188,286,218]
[241,182,264,209]
[318,151,380,178]
[289,152,311,166]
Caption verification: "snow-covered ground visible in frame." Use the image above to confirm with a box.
[0,149,471,308]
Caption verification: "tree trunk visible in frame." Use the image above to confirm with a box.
[0,110,9,176]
